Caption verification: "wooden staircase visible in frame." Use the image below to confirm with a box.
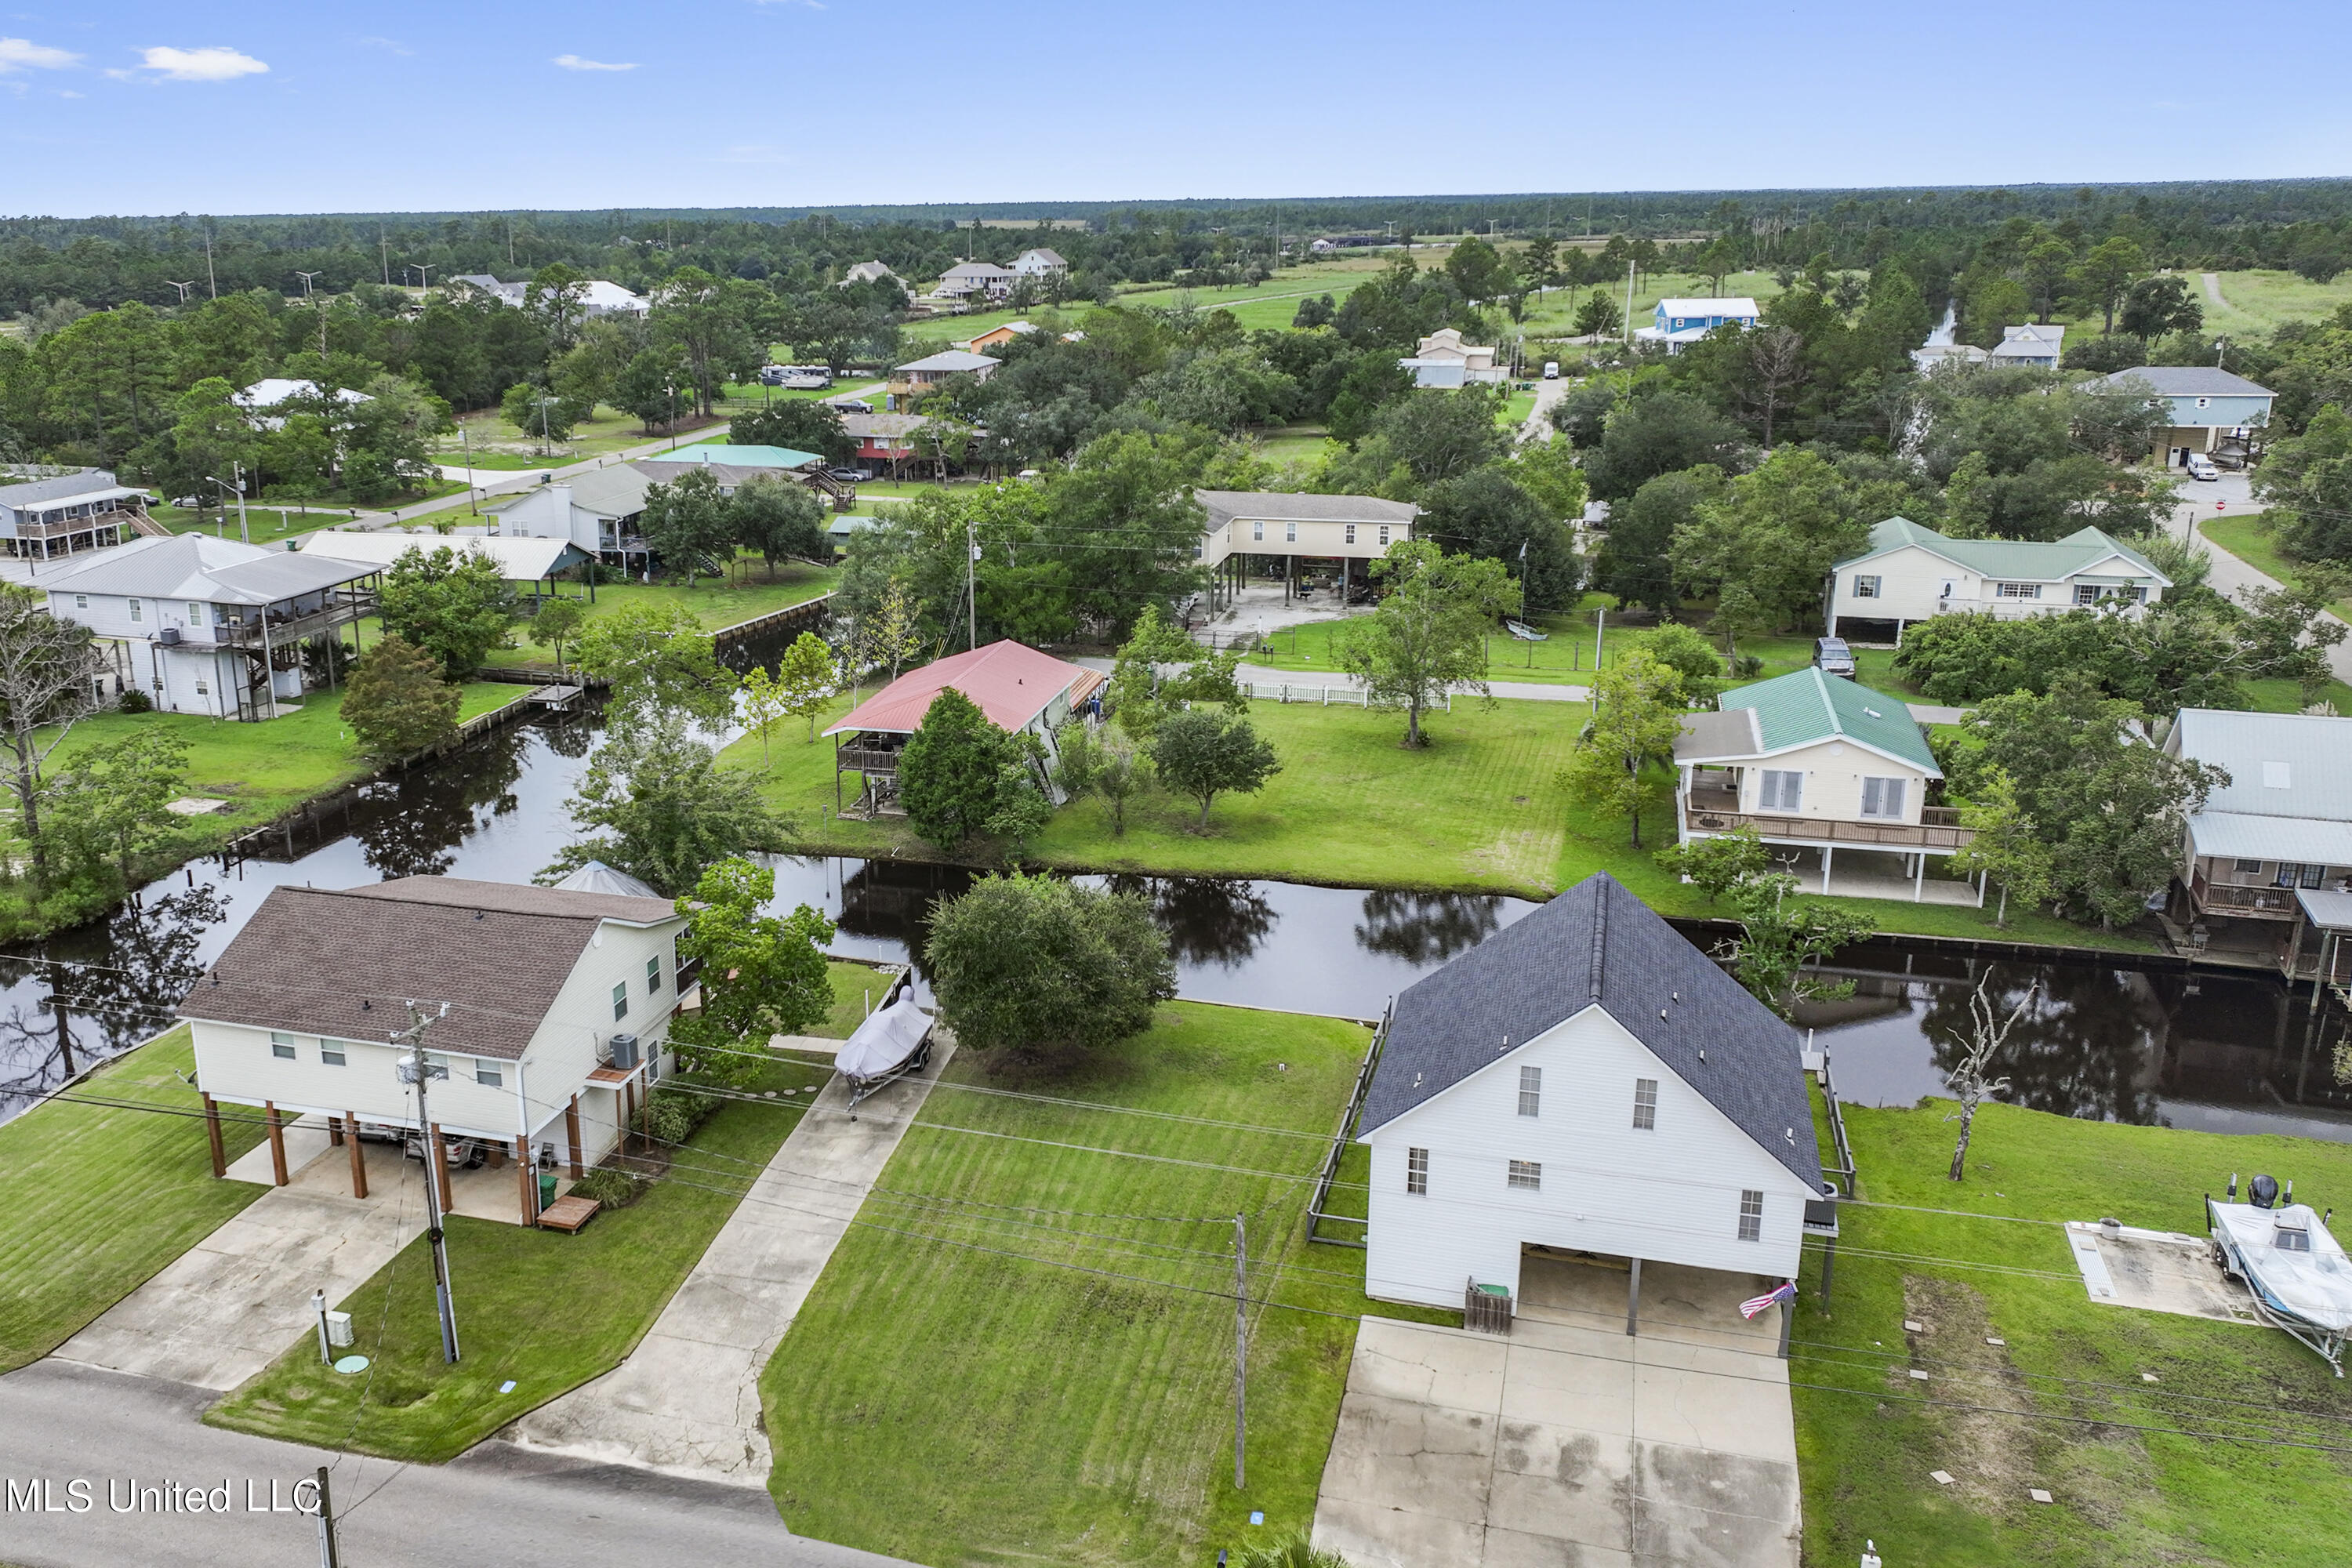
[801,469,857,512]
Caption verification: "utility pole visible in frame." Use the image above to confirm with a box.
[233,460,249,543]
[296,270,326,359]
[1232,1211,1247,1490]
[204,229,217,298]
[310,1464,340,1568]
[1623,259,1635,345]
[966,519,979,652]
[165,280,196,304]
[394,1003,459,1364]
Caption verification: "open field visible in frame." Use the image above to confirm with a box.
[495,562,836,668]
[1517,268,1790,340]
[2194,267,2352,336]
[762,998,1439,1566]
[1795,1097,2352,1568]
[732,687,2140,949]
[430,402,670,470]
[0,1027,268,1373]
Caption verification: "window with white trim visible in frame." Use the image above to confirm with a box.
[647,955,662,993]
[188,602,207,626]
[1995,582,2041,599]
[74,594,87,609]
[1517,1065,1541,1117]
[1378,524,1391,545]
[1252,520,1264,541]
[128,598,143,622]
[1738,1190,1764,1242]
[1508,1160,1542,1191]
[2074,584,2100,605]
[270,1030,297,1060]
[1759,770,1803,811]
[612,982,629,1021]
[476,1062,503,1087]
[1285,521,1298,543]
[1345,523,1356,545]
[1633,1077,1657,1130]
[2235,858,2264,873]
[320,1041,346,1066]
[1406,1146,1428,1195]
[1852,575,1880,599]
[1860,777,1907,818]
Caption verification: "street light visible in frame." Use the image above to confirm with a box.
[165,281,197,304]
[294,270,327,359]
[205,465,250,543]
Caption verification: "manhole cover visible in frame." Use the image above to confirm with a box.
[333,1356,370,1374]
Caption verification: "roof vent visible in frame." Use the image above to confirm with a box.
[1698,1049,1706,1062]
[1863,706,1882,719]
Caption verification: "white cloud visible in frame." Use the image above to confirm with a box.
[116,45,270,82]
[0,36,81,72]
[552,53,636,71]
[354,36,414,56]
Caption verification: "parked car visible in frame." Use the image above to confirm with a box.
[1813,636,1857,677]
[828,397,873,415]
[826,466,873,483]
[1543,361,1560,379]
[2186,453,2220,481]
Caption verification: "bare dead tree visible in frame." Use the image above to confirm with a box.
[1944,976,2034,1181]
[0,586,101,886]
[1745,325,1806,449]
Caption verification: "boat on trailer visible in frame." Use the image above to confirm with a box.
[837,969,934,1110]
[2207,1172,2352,1377]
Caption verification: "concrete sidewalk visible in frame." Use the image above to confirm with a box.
[504,1034,955,1486]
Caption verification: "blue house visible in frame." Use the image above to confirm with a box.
[1635,296,1760,351]
[2096,367,2275,467]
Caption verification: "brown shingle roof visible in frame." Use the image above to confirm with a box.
[178,879,678,1060]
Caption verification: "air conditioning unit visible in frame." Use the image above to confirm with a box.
[158,626,182,646]
[608,1033,641,1070]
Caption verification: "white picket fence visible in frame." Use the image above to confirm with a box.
[1240,681,1449,711]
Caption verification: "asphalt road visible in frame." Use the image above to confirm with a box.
[2168,472,2352,684]
[0,1359,913,1568]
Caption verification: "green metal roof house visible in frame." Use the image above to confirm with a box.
[1672,667,1981,904]
[1826,517,2171,642]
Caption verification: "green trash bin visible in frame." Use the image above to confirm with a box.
[539,1171,558,1212]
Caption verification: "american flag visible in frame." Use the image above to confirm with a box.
[1739,1282,1796,1319]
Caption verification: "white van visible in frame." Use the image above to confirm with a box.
[2186,453,2220,481]
[1542,361,1560,379]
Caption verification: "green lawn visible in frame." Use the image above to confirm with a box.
[1796,1097,2352,1568]
[430,401,678,470]
[762,999,1439,1566]
[1518,268,1790,340]
[2194,267,2352,336]
[499,563,836,668]
[0,1026,268,1372]
[150,481,468,535]
[814,959,898,1038]
[206,1046,834,1461]
[735,685,2139,949]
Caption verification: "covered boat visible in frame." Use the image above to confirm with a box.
[2208,1172,2352,1376]
[837,973,933,1108]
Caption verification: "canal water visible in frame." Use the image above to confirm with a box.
[2,706,2345,1146]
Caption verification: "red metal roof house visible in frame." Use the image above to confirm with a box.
[825,640,1104,816]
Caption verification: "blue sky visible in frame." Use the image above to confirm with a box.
[4,1,2349,217]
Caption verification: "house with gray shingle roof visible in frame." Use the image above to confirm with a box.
[1192,489,1422,610]
[1356,873,1828,1315]
[1827,516,2172,642]
[180,876,690,1219]
[2095,366,2275,468]
[1673,667,1980,903]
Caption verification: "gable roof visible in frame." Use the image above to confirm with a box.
[0,466,130,508]
[1834,517,2171,586]
[941,262,1016,281]
[2172,709,2352,822]
[1654,297,1759,317]
[1360,873,1822,1190]
[823,639,1089,737]
[178,877,678,1061]
[42,533,376,605]
[1715,667,1940,775]
[2096,366,2275,399]
[657,443,823,470]
[481,466,655,521]
[552,859,666,899]
[1193,490,1421,531]
[896,350,1001,374]
[1014,247,1067,267]
[296,530,590,582]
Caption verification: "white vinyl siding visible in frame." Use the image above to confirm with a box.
[1860,777,1907,818]
[1633,1077,1657,1130]
[1517,1065,1541,1117]
[1362,1006,1817,1309]
[1759,770,1803,811]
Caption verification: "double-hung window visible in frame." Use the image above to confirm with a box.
[270,1030,298,1061]
[1345,523,1357,545]
[1508,1160,1542,1192]
[476,1062,503,1087]
[1252,520,1264,541]
[1851,575,1881,600]
[1860,777,1907,818]
[1406,1146,1428,1196]
[647,955,663,994]
[1758,770,1803,811]
[1517,1065,1541,1117]
[612,982,630,1022]
[1632,1077,1658,1130]
[128,598,143,623]
[1738,1190,1764,1242]
[2074,584,2100,605]
[188,602,208,626]
[320,1040,346,1067]
[1285,521,1298,543]
[1377,524,1390,546]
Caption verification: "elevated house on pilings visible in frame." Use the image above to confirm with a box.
[1192,490,1421,613]
[43,534,381,720]
[822,639,1102,818]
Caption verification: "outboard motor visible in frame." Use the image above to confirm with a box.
[2252,1174,2281,1210]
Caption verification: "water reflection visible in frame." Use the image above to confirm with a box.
[1105,876,1278,968]
[1799,946,2352,1141]
[1356,889,1504,964]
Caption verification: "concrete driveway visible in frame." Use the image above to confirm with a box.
[1314,1259,1799,1568]
[506,1037,954,1485]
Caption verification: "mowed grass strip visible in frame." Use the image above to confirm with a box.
[1795,1101,2352,1568]
[206,1044,835,1461]
[0,1025,268,1372]
[760,1000,1442,1566]
[496,562,839,669]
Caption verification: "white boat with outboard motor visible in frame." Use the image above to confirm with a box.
[2206,1171,2352,1376]
[836,969,935,1111]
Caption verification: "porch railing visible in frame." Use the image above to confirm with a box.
[1680,800,1975,851]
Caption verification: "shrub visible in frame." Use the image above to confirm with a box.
[569,1166,647,1209]
[631,1095,695,1147]
[116,688,152,714]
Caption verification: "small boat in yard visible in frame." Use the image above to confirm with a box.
[2207,1173,2352,1376]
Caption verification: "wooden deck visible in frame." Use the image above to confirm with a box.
[537,1195,601,1233]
